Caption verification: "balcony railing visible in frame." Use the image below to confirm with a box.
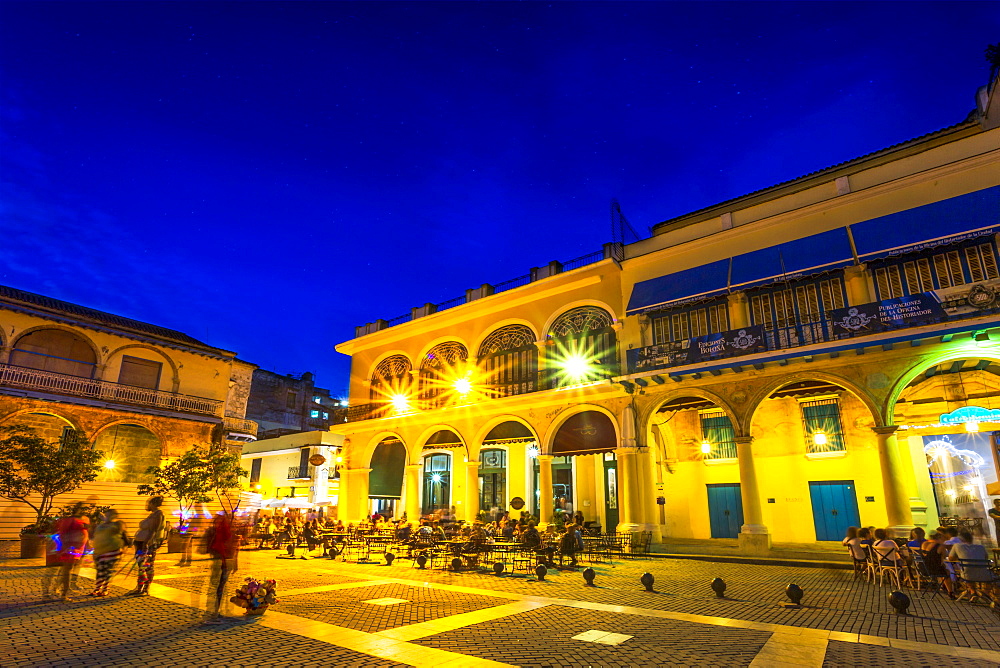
[287,466,310,479]
[344,364,619,423]
[223,416,259,436]
[627,288,1000,375]
[0,363,224,417]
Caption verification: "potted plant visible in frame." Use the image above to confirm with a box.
[0,425,103,559]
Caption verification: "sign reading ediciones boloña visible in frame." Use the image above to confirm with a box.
[628,325,767,373]
[829,292,946,335]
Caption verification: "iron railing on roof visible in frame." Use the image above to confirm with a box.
[0,363,224,417]
[355,244,614,337]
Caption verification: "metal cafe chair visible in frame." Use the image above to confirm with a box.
[910,551,944,598]
[955,558,998,603]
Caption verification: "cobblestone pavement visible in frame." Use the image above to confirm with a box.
[1,546,999,667]
[412,604,772,667]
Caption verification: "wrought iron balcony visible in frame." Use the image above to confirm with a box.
[223,415,258,436]
[0,363,224,417]
[287,466,310,479]
[627,286,1000,375]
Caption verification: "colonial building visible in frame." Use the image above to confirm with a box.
[0,285,258,536]
[240,431,344,514]
[330,72,1000,553]
[247,369,345,439]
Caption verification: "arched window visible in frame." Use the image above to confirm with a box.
[547,307,617,385]
[477,325,537,397]
[369,355,412,402]
[418,342,468,409]
[11,329,97,378]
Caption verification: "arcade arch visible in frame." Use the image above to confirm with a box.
[10,328,99,378]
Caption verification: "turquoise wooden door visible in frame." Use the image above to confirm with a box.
[809,481,860,541]
[707,483,743,538]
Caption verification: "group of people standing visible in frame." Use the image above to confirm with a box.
[46,496,167,601]
[46,495,240,621]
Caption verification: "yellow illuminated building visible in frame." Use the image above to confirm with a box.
[331,73,1000,553]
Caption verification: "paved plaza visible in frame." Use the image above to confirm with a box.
[1,546,999,667]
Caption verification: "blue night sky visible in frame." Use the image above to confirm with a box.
[1,2,997,396]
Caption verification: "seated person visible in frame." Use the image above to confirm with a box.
[872,528,902,564]
[501,521,515,541]
[396,523,413,542]
[948,530,995,600]
[919,532,955,598]
[906,527,926,550]
[842,526,866,562]
[857,527,874,547]
[558,523,583,568]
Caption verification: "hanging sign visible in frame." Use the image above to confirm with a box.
[627,325,767,372]
[830,292,947,335]
[939,406,1000,426]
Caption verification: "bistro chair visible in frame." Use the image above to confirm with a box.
[872,544,904,589]
[910,550,944,598]
[955,558,998,603]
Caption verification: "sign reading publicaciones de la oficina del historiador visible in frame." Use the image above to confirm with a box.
[829,292,947,334]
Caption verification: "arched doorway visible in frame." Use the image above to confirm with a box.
[650,396,742,539]
[421,429,463,515]
[545,411,618,530]
[894,357,1000,542]
[92,424,161,484]
[418,342,469,409]
[477,325,538,397]
[11,329,97,378]
[748,379,877,543]
[368,437,406,520]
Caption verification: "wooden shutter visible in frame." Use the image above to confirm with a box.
[117,355,162,390]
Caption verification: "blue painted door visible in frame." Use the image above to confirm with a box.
[809,481,861,541]
[707,483,744,538]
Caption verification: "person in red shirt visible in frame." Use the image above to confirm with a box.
[52,502,89,601]
[204,511,238,624]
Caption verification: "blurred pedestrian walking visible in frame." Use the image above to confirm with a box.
[127,496,165,596]
[49,502,89,601]
[89,509,130,596]
[203,511,239,624]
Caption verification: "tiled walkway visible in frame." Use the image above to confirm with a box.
[2,548,998,666]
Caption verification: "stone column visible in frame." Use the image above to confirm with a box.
[310,447,330,506]
[873,426,914,533]
[844,264,873,305]
[727,291,749,329]
[574,454,597,522]
[404,463,422,523]
[464,460,480,521]
[615,447,639,531]
[735,436,770,555]
[534,340,548,390]
[537,454,554,527]
[344,468,371,522]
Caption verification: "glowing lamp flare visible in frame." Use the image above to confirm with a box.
[431,473,442,483]
[452,377,473,396]
[103,459,116,470]
[560,354,593,380]
[965,420,980,433]
[812,431,828,446]
[700,440,712,454]
[390,394,410,411]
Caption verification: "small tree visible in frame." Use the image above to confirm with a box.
[138,446,213,531]
[0,424,103,531]
[204,444,248,516]
[139,444,247,529]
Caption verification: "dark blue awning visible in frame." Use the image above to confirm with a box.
[626,186,1000,316]
[729,228,854,290]
[852,186,1000,260]
[626,229,853,315]
[626,259,730,315]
